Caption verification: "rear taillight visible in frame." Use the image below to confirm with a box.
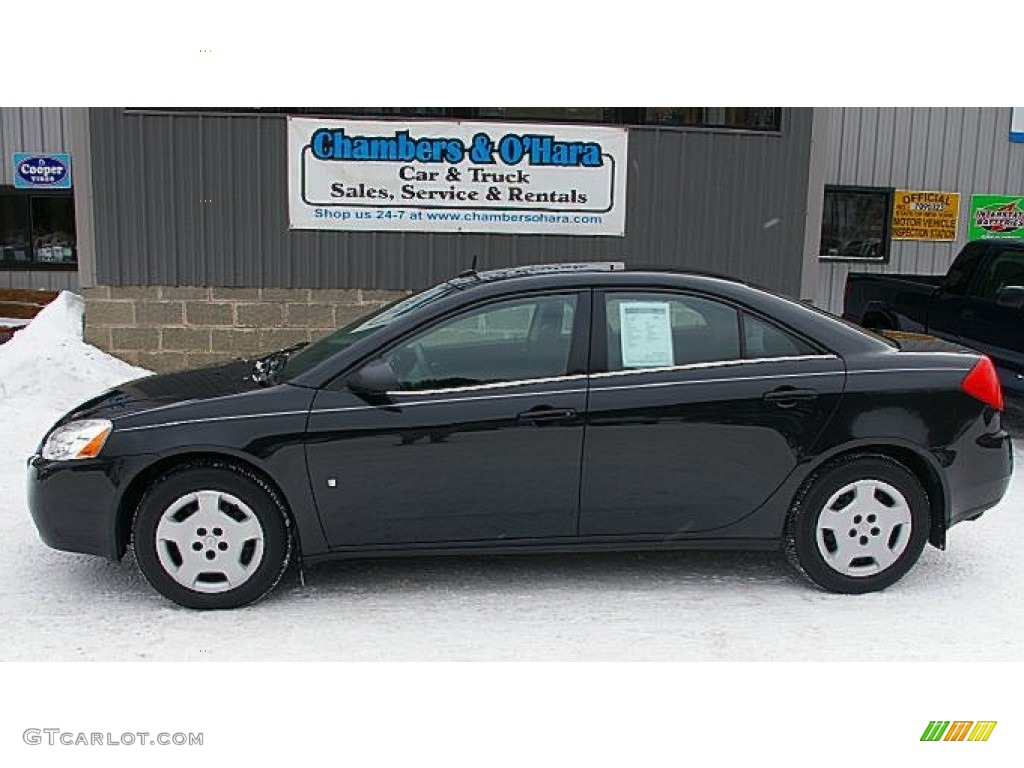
[961,355,1004,411]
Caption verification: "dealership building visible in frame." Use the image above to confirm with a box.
[1,107,1022,371]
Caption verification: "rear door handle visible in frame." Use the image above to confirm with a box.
[763,387,819,408]
[517,407,577,424]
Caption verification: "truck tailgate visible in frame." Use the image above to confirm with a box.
[878,330,977,355]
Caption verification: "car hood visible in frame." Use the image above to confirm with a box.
[63,359,261,423]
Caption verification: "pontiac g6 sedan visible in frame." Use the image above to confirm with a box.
[29,264,1013,608]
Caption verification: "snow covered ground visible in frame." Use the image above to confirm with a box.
[1,293,1022,661]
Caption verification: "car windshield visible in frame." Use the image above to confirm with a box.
[276,282,457,382]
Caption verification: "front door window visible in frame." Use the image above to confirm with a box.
[383,294,578,391]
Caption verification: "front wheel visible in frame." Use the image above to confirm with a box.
[784,454,930,593]
[133,462,292,609]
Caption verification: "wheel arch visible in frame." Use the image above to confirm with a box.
[797,440,949,550]
[860,303,898,331]
[114,450,303,559]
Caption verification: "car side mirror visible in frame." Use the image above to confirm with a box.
[995,284,1024,309]
[347,358,399,395]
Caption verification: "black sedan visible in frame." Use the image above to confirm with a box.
[28,264,1013,608]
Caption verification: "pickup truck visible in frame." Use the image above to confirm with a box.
[843,238,1024,394]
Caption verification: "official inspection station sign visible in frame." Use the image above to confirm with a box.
[969,195,1024,240]
[287,117,628,235]
[891,190,959,241]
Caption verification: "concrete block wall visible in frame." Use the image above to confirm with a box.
[82,287,406,373]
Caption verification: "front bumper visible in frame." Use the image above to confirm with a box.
[27,453,152,560]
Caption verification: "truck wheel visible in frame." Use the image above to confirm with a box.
[861,313,891,331]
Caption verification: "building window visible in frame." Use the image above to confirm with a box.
[819,185,893,262]
[474,107,617,123]
[127,107,783,133]
[641,107,781,131]
[0,189,77,268]
[287,107,452,119]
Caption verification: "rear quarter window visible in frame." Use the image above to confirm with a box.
[742,313,818,358]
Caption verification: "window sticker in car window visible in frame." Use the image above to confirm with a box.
[619,301,673,368]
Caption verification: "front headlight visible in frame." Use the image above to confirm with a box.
[41,419,113,461]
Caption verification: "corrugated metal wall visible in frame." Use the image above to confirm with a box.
[818,107,1024,312]
[0,107,80,291]
[89,108,814,295]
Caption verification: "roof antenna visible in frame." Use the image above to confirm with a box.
[457,254,479,279]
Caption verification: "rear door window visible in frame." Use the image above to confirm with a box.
[604,293,741,371]
[602,292,819,372]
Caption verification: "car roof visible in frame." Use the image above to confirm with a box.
[442,268,808,328]
[972,238,1024,249]
[974,239,1024,250]
[449,263,747,292]
[287,263,890,389]
[459,262,627,281]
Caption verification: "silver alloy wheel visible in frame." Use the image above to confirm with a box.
[155,490,265,594]
[815,479,912,577]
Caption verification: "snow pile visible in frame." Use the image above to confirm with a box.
[0,290,150,406]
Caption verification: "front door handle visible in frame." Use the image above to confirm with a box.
[763,387,819,408]
[517,407,577,424]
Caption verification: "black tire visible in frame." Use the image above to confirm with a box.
[784,453,930,594]
[133,461,292,609]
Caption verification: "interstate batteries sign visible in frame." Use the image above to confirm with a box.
[968,195,1024,240]
[287,117,627,235]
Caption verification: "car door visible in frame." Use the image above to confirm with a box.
[953,245,1024,389]
[925,240,990,345]
[306,290,590,547]
[578,289,846,538]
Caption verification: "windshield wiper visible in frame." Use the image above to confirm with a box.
[251,341,308,385]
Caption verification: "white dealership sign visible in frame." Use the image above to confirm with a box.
[287,117,627,236]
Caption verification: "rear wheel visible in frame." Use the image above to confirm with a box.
[133,462,292,609]
[784,454,930,593]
